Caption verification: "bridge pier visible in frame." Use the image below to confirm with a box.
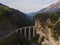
[29,27,31,39]
[20,28,22,34]
[18,26,36,39]
[33,26,35,38]
[24,27,27,38]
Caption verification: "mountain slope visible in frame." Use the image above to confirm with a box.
[38,1,60,13]
[35,1,60,43]
[0,3,33,37]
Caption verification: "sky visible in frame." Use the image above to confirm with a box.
[0,0,58,13]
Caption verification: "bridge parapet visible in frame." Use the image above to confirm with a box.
[0,26,36,40]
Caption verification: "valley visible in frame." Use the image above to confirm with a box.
[0,0,60,45]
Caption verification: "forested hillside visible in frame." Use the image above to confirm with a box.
[0,3,34,45]
[0,3,33,36]
[35,12,60,39]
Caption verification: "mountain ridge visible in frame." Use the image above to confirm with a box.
[0,3,33,37]
[38,1,60,13]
